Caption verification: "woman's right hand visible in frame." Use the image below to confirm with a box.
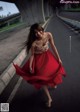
[29,67,34,74]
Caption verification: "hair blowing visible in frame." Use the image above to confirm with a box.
[24,23,44,54]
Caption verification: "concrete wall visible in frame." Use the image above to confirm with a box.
[44,0,50,18]
[2,0,53,26]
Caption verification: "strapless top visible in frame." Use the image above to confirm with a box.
[34,41,49,54]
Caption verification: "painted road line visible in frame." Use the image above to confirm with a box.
[6,77,23,103]
[69,36,71,53]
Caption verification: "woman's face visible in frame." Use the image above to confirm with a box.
[35,29,43,38]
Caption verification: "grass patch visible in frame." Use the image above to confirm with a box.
[64,7,80,12]
[0,22,25,33]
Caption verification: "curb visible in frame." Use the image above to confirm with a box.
[0,17,51,95]
[56,12,80,29]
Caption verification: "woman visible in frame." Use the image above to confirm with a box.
[13,23,66,107]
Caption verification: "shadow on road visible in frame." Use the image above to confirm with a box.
[10,88,55,112]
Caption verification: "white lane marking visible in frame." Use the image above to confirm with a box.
[6,77,23,103]
[74,31,79,34]
[44,15,53,31]
[71,28,75,31]
[69,36,71,53]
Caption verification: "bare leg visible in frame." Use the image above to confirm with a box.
[43,85,52,107]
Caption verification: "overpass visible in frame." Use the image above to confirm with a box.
[1,0,53,26]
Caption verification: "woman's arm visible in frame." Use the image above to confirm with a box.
[29,43,35,73]
[48,32,62,64]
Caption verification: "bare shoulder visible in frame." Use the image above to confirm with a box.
[32,41,36,47]
[46,32,53,40]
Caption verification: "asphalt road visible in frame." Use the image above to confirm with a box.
[0,13,80,112]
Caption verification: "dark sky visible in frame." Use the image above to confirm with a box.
[49,0,80,8]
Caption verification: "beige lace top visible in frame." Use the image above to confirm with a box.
[33,37,49,54]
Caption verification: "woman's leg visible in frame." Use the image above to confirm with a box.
[43,85,52,107]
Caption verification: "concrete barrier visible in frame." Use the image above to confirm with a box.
[15,0,52,25]
[57,13,80,29]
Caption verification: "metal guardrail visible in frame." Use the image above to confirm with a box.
[0,13,21,23]
[0,13,21,28]
[58,16,80,29]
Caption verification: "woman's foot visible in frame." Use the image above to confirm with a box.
[54,85,57,89]
[46,99,52,108]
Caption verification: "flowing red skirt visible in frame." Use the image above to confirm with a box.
[13,49,66,89]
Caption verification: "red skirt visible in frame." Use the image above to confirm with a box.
[13,49,66,89]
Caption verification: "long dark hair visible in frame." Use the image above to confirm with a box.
[24,23,44,54]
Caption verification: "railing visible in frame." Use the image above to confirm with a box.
[0,13,22,28]
[57,12,80,33]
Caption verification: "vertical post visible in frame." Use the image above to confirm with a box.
[42,0,45,22]
[7,21,10,26]
[20,16,23,22]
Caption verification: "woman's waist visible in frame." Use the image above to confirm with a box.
[34,47,49,54]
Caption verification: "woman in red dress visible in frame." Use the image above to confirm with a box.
[13,23,66,107]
